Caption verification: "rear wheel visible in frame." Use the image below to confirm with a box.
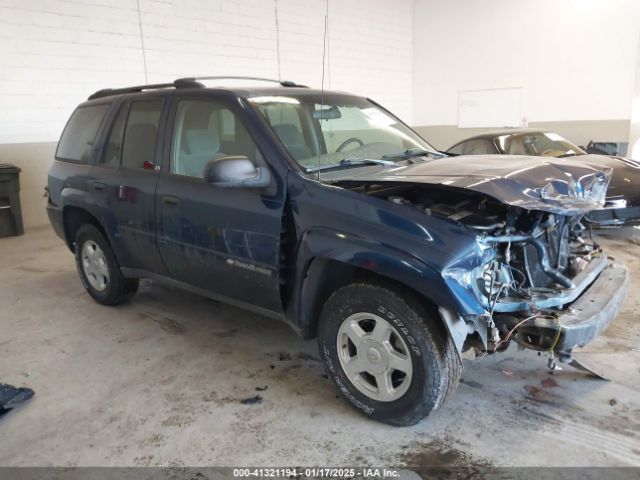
[318,282,461,426]
[74,224,138,305]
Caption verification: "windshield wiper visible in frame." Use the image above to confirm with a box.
[382,148,447,160]
[340,157,396,167]
[306,157,396,173]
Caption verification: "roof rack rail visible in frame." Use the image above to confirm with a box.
[88,75,307,100]
[175,76,308,88]
[87,79,204,100]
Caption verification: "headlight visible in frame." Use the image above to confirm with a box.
[478,261,513,299]
[442,240,512,309]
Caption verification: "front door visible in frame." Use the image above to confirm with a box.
[156,95,284,312]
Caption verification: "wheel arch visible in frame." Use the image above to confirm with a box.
[291,230,462,341]
[62,206,108,252]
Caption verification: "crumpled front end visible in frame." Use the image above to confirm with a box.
[439,201,629,363]
[353,179,628,365]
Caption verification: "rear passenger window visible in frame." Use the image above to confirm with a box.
[121,99,163,170]
[56,104,109,163]
[101,104,128,167]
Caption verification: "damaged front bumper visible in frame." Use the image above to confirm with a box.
[491,255,609,313]
[494,261,629,360]
[440,260,629,362]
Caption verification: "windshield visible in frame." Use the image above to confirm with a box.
[248,94,440,172]
[497,132,585,158]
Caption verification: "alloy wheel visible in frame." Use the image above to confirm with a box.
[336,312,413,402]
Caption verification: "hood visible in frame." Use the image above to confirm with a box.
[327,155,612,215]
[563,154,640,203]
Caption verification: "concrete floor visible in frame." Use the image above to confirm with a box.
[0,226,639,467]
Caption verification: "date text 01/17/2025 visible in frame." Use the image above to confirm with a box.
[232,467,401,478]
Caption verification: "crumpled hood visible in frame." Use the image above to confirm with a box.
[562,154,640,202]
[329,155,613,215]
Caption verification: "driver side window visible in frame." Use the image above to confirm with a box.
[171,100,260,178]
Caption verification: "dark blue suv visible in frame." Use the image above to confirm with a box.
[47,77,628,425]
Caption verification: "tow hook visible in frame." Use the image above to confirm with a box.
[547,356,562,372]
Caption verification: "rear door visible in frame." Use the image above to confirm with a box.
[155,93,285,312]
[92,95,168,274]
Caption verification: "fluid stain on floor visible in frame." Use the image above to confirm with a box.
[137,311,188,335]
[401,440,491,468]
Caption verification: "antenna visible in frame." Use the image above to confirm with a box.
[318,0,329,182]
[135,0,148,83]
[274,0,282,81]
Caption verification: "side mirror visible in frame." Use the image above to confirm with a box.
[204,156,271,188]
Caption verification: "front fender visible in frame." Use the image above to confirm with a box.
[291,226,471,337]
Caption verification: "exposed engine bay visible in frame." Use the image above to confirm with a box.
[383,184,600,291]
[340,181,619,367]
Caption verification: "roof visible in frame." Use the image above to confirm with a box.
[207,85,356,98]
[86,76,357,101]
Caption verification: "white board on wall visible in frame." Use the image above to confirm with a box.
[458,87,523,128]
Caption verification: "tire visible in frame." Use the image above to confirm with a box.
[74,224,139,306]
[318,282,461,426]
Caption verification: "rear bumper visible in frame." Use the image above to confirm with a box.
[46,202,65,242]
[496,261,629,358]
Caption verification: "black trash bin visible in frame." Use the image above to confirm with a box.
[0,164,24,238]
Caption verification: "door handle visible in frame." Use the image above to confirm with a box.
[92,182,106,193]
[162,195,181,207]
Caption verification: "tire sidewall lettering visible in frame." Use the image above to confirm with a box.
[323,345,375,415]
[377,305,421,357]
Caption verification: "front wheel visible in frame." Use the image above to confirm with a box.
[318,282,461,426]
[74,224,138,306]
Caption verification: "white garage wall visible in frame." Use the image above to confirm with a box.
[0,0,413,227]
[413,0,640,148]
[0,0,413,144]
[629,34,640,159]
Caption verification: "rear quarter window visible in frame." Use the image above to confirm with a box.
[56,104,110,163]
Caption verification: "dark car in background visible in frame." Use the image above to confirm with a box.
[584,140,628,157]
[447,129,640,226]
[47,79,628,425]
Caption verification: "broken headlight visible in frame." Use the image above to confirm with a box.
[442,241,500,309]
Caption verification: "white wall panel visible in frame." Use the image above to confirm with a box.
[413,0,640,126]
[0,0,413,143]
